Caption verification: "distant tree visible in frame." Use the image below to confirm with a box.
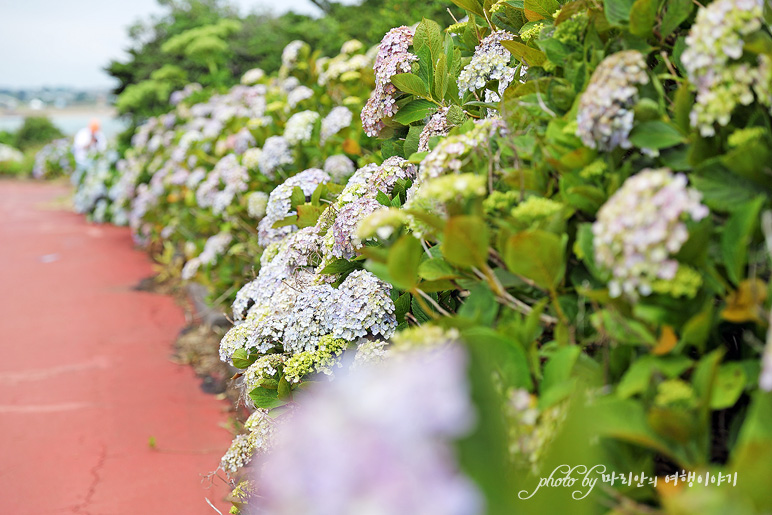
[14,117,64,150]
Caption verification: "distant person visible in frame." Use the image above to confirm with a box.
[73,119,106,165]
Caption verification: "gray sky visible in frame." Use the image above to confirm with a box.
[0,0,338,89]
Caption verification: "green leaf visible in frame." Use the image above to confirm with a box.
[629,0,659,36]
[592,310,658,346]
[391,73,431,98]
[690,163,760,212]
[404,124,422,157]
[387,235,424,290]
[319,258,362,276]
[418,258,461,280]
[458,284,498,325]
[249,387,286,410]
[721,196,764,286]
[710,363,747,409]
[394,292,411,323]
[434,54,449,100]
[442,216,490,268]
[296,204,325,228]
[628,121,684,149]
[290,186,306,209]
[660,0,693,38]
[449,0,486,17]
[277,376,292,400]
[524,0,560,20]
[500,40,547,67]
[375,189,391,206]
[604,0,635,25]
[617,355,693,398]
[503,230,566,290]
[231,349,254,370]
[393,99,437,125]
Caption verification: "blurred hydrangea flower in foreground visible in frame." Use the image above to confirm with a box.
[251,344,482,515]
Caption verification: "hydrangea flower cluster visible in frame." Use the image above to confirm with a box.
[253,345,481,515]
[361,26,418,137]
[246,191,269,219]
[286,85,313,109]
[257,168,331,247]
[32,139,74,179]
[418,107,451,152]
[575,50,649,151]
[328,197,383,259]
[592,168,709,298]
[195,154,248,215]
[169,83,202,105]
[320,106,353,143]
[258,136,293,178]
[241,147,261,170]
[681,0,771,136]
[506,388,567,473]
[284,110,320,145]
[457,30,517,97]
[240,68,265,85]
[323,154,356,182]
[418,119,509,182]
[317,40,373,86]
[181,231,232,280]
[220,410,276,474]
[281,40,307,72]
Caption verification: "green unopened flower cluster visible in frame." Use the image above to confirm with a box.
[553,12,588,44]
[728,126,767,147]
[520,23,545,42]
[283,335,348,383]
[650,265,703,298]
[654,379,697,409]
[391,325,460,350]
[484,190,519,217]
[510,196,564,226]
[580,159,607,180]
[415,173,488,204]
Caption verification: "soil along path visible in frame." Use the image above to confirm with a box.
[0,181,232,514]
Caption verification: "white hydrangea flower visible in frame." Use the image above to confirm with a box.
[320,106,353,143]
[284,110,320,145]
[592,168,709,298]
[575,50,649,151]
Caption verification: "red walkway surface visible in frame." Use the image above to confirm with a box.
[0,181,233,514]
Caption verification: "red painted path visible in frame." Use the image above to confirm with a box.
[0,181,232,514]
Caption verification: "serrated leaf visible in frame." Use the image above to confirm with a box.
[404,124,422,157]
[375,189,391,206]
[418,258,461,280]
[290,186,306,209]
[604,0,635,26]
[524,0,560,20]
[296,203,325,228]
[434,54,449,100]
[319,258,362,276]
[387,235,424,290]
[249,387,286,410]
[629,0,658,36]
[504,230,566,290]
[629,121,684,149]
[231,349,254,370]
[500,39,547,67]
[450,0,486,17]
[721,196,764,286]
[442,216,490,268]
[660,0,693,37]
[392,99,437,125]
[391,73,431,98]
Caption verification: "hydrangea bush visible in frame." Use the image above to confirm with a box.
[40,1,772,513]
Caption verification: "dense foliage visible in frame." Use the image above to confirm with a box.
[40,0,772,513]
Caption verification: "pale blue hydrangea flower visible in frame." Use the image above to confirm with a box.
[253,344,482,515]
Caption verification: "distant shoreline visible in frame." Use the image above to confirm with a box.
[0,105,118,119]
